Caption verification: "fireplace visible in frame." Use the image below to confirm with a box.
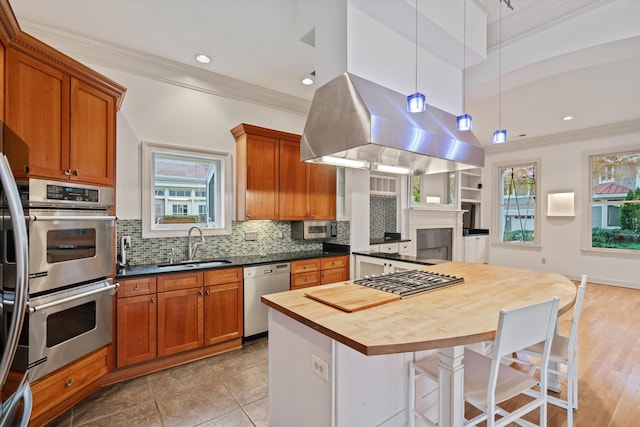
[416,228,452,260]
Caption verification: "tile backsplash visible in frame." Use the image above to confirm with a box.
[369,195,397,241]
[117,220,350,266]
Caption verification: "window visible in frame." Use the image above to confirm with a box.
[142,141,233,237]
[589,150,640,252]
[495,161,538,245]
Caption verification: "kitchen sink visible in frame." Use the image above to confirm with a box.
[157,259,232,269]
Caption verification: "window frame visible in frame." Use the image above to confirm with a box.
[582,145,640,258]
[492,158,541,247]
[141,141,234,238]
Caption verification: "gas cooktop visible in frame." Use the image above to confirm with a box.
[353,269,463,298]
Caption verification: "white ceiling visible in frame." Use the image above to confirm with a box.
[9,0,640,148]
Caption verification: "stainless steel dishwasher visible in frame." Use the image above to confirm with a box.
[243,262,290,338]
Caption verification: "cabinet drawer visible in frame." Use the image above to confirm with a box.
[117,277,156,298]
[291,271,320,289]
[203,267,242,285]
[399,242,411,254]
[379,243,399,253]
[31,347,108,420]
[320,255,348,270]
[321,267,348,285]
[290,258,320,274]
[157,271,203,292]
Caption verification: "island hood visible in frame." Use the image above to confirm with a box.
[301,72,484,175]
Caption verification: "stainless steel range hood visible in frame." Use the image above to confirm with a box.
[301,72,484,175]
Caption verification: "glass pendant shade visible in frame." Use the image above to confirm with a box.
[456,114,472,131]
[493,129,507,144]
[407,92,426,113]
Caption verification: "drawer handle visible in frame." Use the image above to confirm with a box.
[206,289,210,296]
[151,297,155,304]
[64,169,71,176]
[304,265,308,269]
[199,290,204,296]
[134,284,140,291]
[65,379,73,387]
[73,169,80,176]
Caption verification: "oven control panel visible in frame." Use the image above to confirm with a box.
[47,184,99,202]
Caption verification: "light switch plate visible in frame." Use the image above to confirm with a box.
[245,231,258,241]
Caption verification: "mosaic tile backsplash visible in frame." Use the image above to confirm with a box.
[370,195,397,240]
[117,219,350,266]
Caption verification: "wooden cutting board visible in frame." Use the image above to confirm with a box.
[305,284,401,313]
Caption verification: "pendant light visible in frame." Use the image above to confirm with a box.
[493,0,507,143]
[456,0,472,131]
[407,0,426,113]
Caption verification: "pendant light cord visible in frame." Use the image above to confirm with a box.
[462,0,467,113]
[498,0,503,128]
[415,0,418,93]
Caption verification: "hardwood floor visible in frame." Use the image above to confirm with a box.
[488,281,640,426]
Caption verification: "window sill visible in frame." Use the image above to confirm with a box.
[581,247,640,259]
[491,242,542,251]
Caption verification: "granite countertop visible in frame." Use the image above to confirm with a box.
[352,251,449,266]
[369,238,412,245]
[116,246,350,279]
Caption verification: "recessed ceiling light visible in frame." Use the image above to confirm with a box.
[562,115,574,121]
[194,54,211,64]
[301,77,314,86]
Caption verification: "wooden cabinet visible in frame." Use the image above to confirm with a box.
[280,140,337,220]
[116,277,157,368]
[4,43,123,187]
[30,347,108,423]
[291,255,349,290]
[116,268,242,367]
[320,256,349,284]
[203,268,243,346]
[232,123,336,221]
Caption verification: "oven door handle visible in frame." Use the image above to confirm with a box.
[28,282,120,313]
[29,215,118,222]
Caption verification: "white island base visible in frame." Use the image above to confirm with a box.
[268,309,457,427]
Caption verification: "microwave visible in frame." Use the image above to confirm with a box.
[291,220,335,240]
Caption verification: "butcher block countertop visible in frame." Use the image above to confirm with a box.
[261,262,578,356]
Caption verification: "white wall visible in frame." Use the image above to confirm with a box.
[89,66,307,220]
[482,130,640,288]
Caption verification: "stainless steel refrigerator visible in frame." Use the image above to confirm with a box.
[0,121,32,426]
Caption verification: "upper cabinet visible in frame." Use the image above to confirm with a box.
[5,48,120,186]
[0,9,125,188]
[232,123,336,221]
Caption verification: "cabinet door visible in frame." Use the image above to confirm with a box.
[157,288,203,356]
[279,139,309,220]
[204,282,242,346]
[308,163,337,219]
[244,134,279,220]
[70,78,115,186]
[6,48,70,179]
[116,294,157,367]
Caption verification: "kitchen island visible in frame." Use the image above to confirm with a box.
[261,262,578,427]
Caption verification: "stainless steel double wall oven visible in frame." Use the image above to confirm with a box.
[5,178,117,381]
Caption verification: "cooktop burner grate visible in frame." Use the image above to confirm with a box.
[353,269,463,298]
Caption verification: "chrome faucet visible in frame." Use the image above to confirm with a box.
[187,226,205,261]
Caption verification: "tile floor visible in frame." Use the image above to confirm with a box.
[47,338,269,427]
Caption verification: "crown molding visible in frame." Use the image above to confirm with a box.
[19,20,311,116]
[484,118,640,154]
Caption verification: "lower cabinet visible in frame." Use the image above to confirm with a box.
[464,235,488,264]
[291,255,349,290]
[116,277,157,367]
[116,267,242,368]
[30,347,109,424]
[354,255,423,278]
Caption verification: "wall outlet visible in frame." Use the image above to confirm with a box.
[541,257,546,264]
[311,353,329,382]
[245,231,258,241]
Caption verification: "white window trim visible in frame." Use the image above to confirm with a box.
[141,141,234,238]
[581,144,640,259]
[491,158,541,248]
